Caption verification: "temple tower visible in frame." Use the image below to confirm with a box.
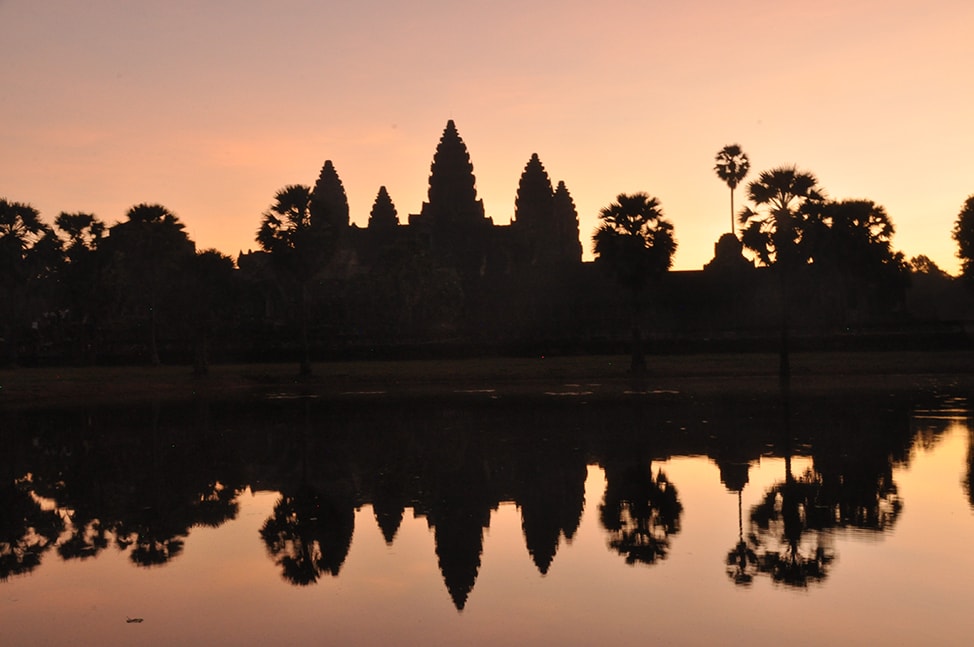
[410,120,491,281]
[511,153,582,267]
[311,160,350,232]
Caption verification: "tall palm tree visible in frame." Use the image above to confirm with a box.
[738,166,824,382]
[714,144,750,236]
[738,166,824,268]
[593,193,676,374]
[257,184,335,376]
[55,212,106,364]
[0,199,62,365]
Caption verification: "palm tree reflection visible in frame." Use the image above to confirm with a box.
[719,459,757,585]
[260,485,354,586]
[747,468,835,587]
[742,392,834,587]
[0,476,63,581]
[599,462,682,565]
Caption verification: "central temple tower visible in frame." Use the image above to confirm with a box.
[410,120,492,281]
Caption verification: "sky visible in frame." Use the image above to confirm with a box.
[3,0,973,272]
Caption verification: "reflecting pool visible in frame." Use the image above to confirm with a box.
[3,388,974,645]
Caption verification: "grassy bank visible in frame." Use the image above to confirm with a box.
[2,350,974,409]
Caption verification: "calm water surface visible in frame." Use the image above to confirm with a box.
[3,388,974,646]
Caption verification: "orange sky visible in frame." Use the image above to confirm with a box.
[3,0,973,272]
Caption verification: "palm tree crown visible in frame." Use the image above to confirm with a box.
[738,166,824,268]
[593,193,676,292]
[714,144,750,235]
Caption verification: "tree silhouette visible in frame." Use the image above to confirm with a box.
[55,212,107,363]
[593,193,676,374]
[951,195,974,286]
[104,203,195,365]
[259,486,355,585]
[813,199,909,322]
[909,254,949,277]
[56,211,105,261]
[738,167,825,382]
[182,249,238,375]
[716,456,757,585]
[0,477,64,580]
[741,393,859,588]
[0,198,62,365]
[257,185,337,376]
[747,470,835,587]
[726,486,758,585]
[599,462,682,565]
[738,167,825,267]
[714,144,750,236]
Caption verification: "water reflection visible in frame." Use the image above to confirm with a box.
[0,389,963,611]
[724,389,910,588]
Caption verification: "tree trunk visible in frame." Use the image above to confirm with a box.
[730,187,736,237]
[148,301,161,366]
[298,282,312,377]
[777,269,791,386]
[629,288,646,375]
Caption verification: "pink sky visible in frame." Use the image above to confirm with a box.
[3,0,973,272]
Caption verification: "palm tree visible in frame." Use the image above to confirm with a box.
[55,212,106,363]
[183,249,237,376]
[593,193,676,374]
[0,199,62,365]
[738,167,824,382]
[951,195,974,286]
[814,200,909,322]
[105,204,195,366]
[714,144,750,236]
[257,184,335,376]
[738,166,824,266]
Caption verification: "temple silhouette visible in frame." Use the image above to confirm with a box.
[234,119,940,360]
[314,120,583,281]
[6,119,965,368]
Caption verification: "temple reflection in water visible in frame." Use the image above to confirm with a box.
[3,389,974,645]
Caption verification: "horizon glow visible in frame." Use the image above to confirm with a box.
[2,1,972,272]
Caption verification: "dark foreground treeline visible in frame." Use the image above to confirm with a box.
[2,198,972,370]
[0,390,961,602]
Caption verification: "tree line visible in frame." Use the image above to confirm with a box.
[592,145,972,376]
[1,144,972,371]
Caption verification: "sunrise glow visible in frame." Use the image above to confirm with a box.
[3,1,973,272]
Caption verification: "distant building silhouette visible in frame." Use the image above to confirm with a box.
[317,120,583,286]
[230,120,923,361]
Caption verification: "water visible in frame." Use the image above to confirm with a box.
[3,389,974,645]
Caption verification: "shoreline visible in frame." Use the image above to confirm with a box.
[3,350,974,410]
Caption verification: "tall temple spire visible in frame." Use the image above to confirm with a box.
[510,153,582,267]
[411,120,491,281]
[368,186,398,231]
[512,153,554,267]
[418,120,486,225]
[311,160,349,231]
[514,153,554,228]
[552,180,582,263]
